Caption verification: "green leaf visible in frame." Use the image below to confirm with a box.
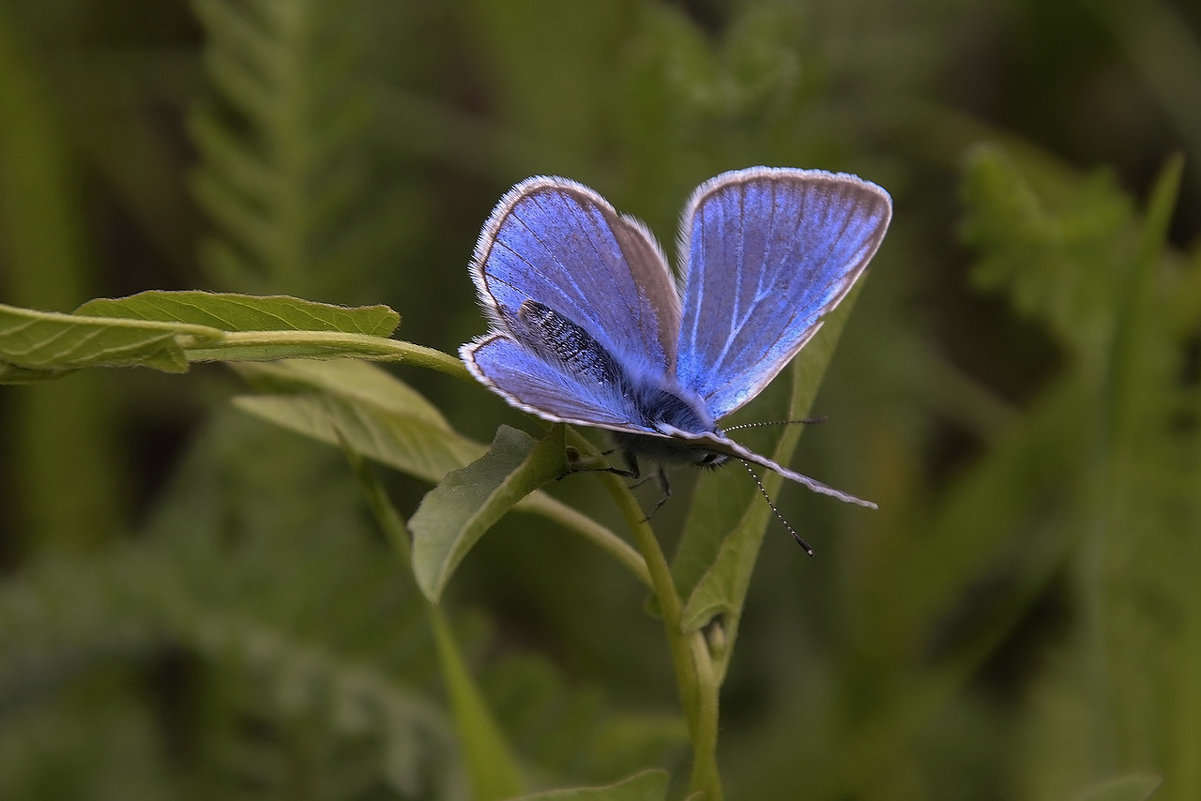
[77,290,399,336]
[411,425,569,603]
[81,291,406,364]
[233,359,485,484]
[234,361,647,584]
[0,301,205,377]
[0,362,74,384]
[1071,774,1162,801]
[0,293,448,382]
[504,769,669,801]
[675,280,868,638]
[1105,154,1184,437]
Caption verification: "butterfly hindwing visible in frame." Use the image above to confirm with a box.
[675,168,892,420]
[654,425,877,508]
[464,333,653,432]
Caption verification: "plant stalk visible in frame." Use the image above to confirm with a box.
[600,471,724,800]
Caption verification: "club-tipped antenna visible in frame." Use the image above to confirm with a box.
[741,461,814,555]
[725,416,829,433]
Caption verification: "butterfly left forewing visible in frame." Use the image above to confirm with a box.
[470,176,682,382]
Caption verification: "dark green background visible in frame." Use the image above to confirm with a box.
[1,1,1198,799]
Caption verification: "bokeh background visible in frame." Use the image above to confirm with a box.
[2,0,1200,799]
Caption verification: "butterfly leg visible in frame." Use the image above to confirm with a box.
[559,450,670,521]
[599,447,642,482]
[558,448,638,481]
[642,466,671,520]
[615,449,670,520]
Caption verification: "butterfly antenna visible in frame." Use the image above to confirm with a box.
[741,461,815,556]
[725,416,828,432]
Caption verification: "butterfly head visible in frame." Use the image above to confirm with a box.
[694,450,730,469]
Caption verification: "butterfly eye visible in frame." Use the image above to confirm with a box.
[697,452,728,469]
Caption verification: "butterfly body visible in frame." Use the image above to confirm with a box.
[505,295,728,477]
[462,167,891,508]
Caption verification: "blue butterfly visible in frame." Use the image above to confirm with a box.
[461,167,892,516]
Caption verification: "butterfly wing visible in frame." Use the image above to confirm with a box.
[675,167,892,419]
[465,332,662,434]
[469,176,681,380]
[655,426,877,508]
[463,176,681,432]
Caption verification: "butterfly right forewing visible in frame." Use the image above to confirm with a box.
[674,168,892,420]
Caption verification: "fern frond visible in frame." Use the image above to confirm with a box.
[0,411,465,798]
[961,152,1201,801]
[0,525,461,799]
[189,0,375,299]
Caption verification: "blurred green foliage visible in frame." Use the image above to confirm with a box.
[1,0,1199,799]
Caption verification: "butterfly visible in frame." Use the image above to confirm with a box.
[461,166,892,527]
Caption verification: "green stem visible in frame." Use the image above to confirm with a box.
[597,469,722,799]
[184,329,470,377]
[689,630,723,800]
[523,494,651,587]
